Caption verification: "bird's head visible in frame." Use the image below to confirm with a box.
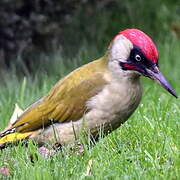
[108,28,177,98]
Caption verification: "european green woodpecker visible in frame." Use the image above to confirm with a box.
[0,29,177,148]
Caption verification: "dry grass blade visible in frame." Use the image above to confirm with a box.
[9,104,24,126]
[84,159,93,176]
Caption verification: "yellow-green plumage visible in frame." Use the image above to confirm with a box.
[0,57,109,145]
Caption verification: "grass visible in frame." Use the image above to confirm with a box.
[0,36,179,179]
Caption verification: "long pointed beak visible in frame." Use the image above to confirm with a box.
[146,67,178,98]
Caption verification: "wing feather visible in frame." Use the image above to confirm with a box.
[9,57,108,133]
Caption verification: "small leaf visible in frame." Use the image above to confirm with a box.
[38,146,55,158]
[1,104,24,132]
[0,168,10,176]
[9,104,24,125]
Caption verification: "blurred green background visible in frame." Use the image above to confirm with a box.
[0,0,179,77]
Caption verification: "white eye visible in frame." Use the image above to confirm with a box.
[135,54,141,61]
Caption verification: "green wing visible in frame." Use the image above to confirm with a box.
[10,57,108,132]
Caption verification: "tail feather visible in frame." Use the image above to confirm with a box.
[0,104,32,148]
[0,131,33,148]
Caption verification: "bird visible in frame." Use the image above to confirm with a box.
[0,29,177,148]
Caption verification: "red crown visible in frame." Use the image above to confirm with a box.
[120,29,158,63]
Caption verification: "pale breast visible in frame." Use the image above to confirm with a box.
[85,77,142,133]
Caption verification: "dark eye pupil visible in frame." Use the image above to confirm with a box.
[135,55,141,61]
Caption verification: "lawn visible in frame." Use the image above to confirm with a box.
[0,36,179,179]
